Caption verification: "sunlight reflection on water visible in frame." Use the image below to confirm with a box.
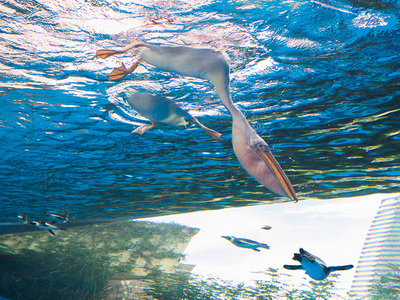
[0,0,400,297]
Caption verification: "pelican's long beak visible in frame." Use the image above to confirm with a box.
[232,124,298,202]
[255,148,298,202]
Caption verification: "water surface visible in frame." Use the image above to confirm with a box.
[1,0,399,222]
[0,0,399,298]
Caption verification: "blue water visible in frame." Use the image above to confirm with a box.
[1,0,400,224]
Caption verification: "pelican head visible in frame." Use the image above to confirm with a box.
[232,123,297,202]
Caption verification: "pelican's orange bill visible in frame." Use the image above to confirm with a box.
[257,149,298,202]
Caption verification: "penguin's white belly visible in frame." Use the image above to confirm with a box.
[302,260,326,280]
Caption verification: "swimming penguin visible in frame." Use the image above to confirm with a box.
[221,236,270,252]
[18,215,66,235]
[96,42,298,202]
[127,92,222,140]
[29,220,67,235]
[42,211,69,223]
[42,212,69,223]
[283,248,354,280]
[18,215,30,224]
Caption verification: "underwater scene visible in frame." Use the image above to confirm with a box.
[1,0,400,299]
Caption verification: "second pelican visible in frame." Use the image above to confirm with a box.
[127,92,222,139]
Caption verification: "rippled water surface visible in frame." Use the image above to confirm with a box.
[1,0,400,298]
[1,0,399,223]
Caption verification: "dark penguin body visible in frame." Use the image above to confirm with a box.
[42,212,69,223]
[18,215,66,235]
[30,220,66,235]
[283,248,353,280]
[222,236,270,252]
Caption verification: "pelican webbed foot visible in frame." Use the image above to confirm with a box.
[202,127,222,140]
[95,49,124,59]
[191,117,222,140]
[96,42,145,59]
[132,122,157,135]
[107,62,138,81]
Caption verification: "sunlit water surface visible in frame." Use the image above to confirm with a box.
[0,0,400,299]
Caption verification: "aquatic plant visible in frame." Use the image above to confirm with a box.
[0,220,198,299]
[369,263,400,300]
[144,267,348,300]
[0,246,115,300]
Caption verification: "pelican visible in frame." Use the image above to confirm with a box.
[284,248,354,280]
[96,42,298,201]
[127,92,222,139]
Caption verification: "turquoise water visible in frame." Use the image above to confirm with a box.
[0,0,400,298]
[1,0,399,223]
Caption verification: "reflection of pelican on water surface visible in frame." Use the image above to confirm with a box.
[127,92,222,139]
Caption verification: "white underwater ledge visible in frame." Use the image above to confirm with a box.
[141,193,400,298]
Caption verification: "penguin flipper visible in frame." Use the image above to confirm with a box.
[284,265,303,270]
[327,265,354,272]
[48,230,56,235]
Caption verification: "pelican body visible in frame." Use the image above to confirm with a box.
[283,248,354,280]
[222,236,270,252]
[141,44,229,83]
[127,92,221,139]
[96,42,297,201]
